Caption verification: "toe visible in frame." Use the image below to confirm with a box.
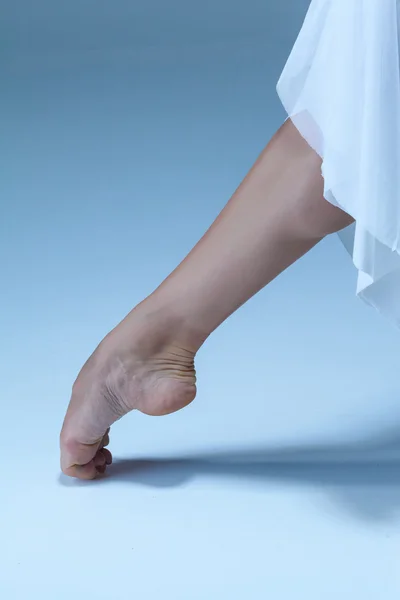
[102,448,113,465]
[101,431,110,448]
[94,451,106,468]
[60,435,105,480]
[62,460,98,480]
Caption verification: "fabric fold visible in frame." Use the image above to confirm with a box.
[277,0,400,325]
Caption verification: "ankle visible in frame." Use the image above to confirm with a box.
[124,295,208,356]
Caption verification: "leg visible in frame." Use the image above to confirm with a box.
[60,119,353,479]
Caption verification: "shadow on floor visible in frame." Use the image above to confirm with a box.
[59,424,400,523]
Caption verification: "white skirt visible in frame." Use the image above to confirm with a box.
[277,0,400,326]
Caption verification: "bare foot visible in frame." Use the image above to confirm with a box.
[60,120,348,480]
[60,304,199,479]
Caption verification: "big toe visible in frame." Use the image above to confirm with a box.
[60,428,112,480]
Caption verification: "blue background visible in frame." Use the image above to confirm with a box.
[1,1,400,598]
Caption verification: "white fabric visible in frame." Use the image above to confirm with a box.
[277,0,400,325]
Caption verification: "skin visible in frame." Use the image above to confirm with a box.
[60,119,354,479]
